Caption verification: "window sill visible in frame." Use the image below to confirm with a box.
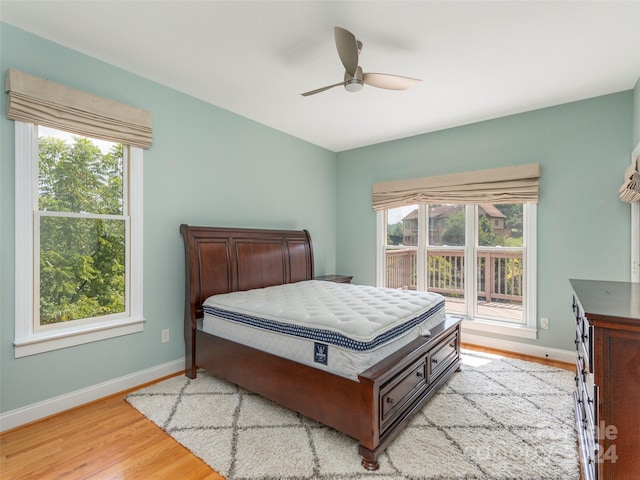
[461,318,537,340]
[14,317,145,358]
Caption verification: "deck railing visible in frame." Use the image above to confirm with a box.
[385,248,523,303]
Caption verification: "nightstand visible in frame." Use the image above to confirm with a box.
[314,274,353,284]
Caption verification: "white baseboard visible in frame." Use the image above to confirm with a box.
[461,331,575,364]
[0,358,184,432]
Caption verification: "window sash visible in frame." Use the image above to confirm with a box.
[34,211,130,332]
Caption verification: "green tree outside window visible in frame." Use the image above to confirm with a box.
[38,133,126,325]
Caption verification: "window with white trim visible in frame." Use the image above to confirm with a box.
[373,164,540,338]
[378,202,536,337]
[14,122,144,357]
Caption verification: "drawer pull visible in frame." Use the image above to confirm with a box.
[386,397,395,405]
[416,371,423,378]
[432,358,438,364]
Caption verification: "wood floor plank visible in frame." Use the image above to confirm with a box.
[1,391,224,480]
[0,346,573,480]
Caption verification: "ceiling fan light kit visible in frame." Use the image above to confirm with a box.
[301,26,421,97]
[344,79,364,93]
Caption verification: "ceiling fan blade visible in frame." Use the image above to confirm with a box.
[334,26,359,77]
[363,73,422,90]
[300,82,343,97]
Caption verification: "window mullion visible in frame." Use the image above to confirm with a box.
[416,205,427,291]
[376,211,386,288]
[524,203,537,329]
[465,205,476,319]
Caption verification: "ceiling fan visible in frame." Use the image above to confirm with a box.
[301,27,421,97]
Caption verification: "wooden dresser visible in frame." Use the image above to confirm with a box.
[570,279,640,480]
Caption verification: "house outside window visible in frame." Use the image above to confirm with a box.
[380,202,537,338]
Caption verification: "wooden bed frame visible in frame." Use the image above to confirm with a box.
[180,225,462,471]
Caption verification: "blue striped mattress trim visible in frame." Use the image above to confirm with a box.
[202,300,445,352]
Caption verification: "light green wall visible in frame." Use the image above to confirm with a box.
[0,23,337,413]
[336,92,634,352]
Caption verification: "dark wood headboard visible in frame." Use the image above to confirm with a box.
[180,225,314,326]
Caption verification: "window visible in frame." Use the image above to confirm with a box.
[14,122,144,357]
[6,69,151,357]
[373,164,540,338]
[380,202,536,337]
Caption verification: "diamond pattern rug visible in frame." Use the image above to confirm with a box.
[126,349,579,480]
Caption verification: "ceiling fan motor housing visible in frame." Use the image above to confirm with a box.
[344,66,364,92]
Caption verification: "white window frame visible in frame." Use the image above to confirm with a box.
[377,203,537,339]
[14,121,144,358]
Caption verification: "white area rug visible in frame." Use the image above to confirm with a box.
[126,349,579,479]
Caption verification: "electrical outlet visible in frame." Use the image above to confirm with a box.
[162,329,170,343]
[540,317,549,330]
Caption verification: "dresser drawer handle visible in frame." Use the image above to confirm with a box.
[386,397,395,405]
[416,371,423,378]
[432,358,438,364]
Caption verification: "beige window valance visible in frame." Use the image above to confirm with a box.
[5,69,152,149]
[372,163,541,211]
[619,156,640,203]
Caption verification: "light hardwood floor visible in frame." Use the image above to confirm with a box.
[1,346,574,480]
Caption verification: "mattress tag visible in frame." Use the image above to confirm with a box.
[314,342,328,365]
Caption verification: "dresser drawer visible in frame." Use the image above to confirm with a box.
[574,390,598,480]
[574,304,593,373]
[380,360,427,430]
[581,425,599,480]
[429,331,458,380]
[578,377,598,433]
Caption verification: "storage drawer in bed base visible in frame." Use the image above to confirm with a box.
[378,323,460,435]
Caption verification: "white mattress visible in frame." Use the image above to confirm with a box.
[202,280,446,380]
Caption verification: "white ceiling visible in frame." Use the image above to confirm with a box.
[1,1,639,152]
